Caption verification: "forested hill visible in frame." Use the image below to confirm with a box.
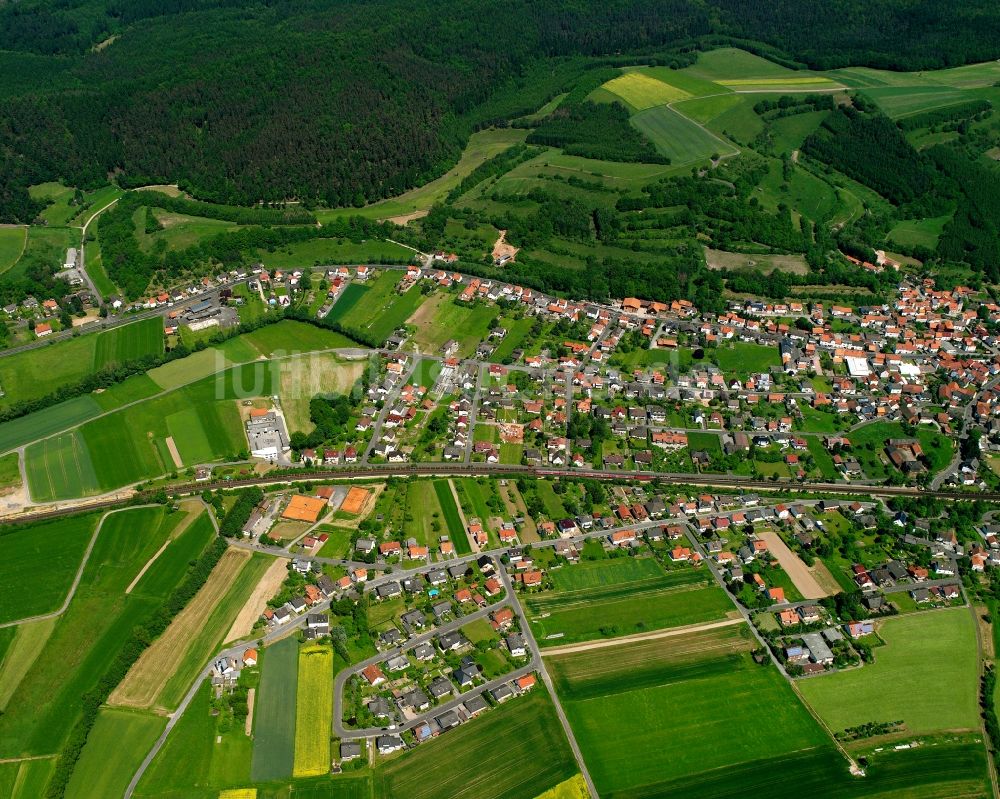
[2,0,1000,221]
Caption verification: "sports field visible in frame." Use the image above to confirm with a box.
[374,688,577,799]
[292,643,334,777]
[798,609,978,736]
[526,561,734,646]
[251,636,299,781]
[65,708,165,799]
[631,105,733,164]
[0,513,99,623]
[599,71,691,110]
[548,625,831,797]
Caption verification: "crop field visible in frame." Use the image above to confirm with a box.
[798,609,978,736]
[0,506,198,757]
[0,334,97,409]
[94,317,165,368]
[684,48,807,81]
[328,271,425,345]
[374,688,577,799]
[433,479,469,553]
[526,566,734,646]
[65,708,165,799]
[24,374,251,496]
[0,396,102,453]
[408,292,495,357]
[549,557,665,592]
[241,319,358,357]
[251,637,299,781]
[0,758,56,799]
[0,618,57,712]
[93,373,162,411]
[129,511,216,599]
[673,93,744,125]
[599,71,691,110]
[0,513,98,623]
[111,548,265,711]
[25,430,101,501]
[863,85,972,118]
[292,643,334,777]
[0,227,26,274]
[548,626,831,798]
[631,105,733,164]
[279,353,363,435]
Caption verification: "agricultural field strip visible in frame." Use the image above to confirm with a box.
[3,343,366,458]
[527,573,712,612]
[0,504,162,629]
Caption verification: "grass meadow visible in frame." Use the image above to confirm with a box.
[0,512,99,623]
[374,688,577,799]
[409,293,495,357]
[292,643,334,777]
[327,271,425,345]
[0,758,57,799]
[798,609,979,736]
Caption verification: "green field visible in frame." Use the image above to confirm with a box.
[251,637,299,782]
[24,430,102,501]
[135,679,251,797]
[0,757,57,799]
[401,479,446,545]
[154,552,273,710]
[863,85,972,118]
[94,317,165,368]
[65,708,165,799]
[316,128,528,222]
[549,625,832,797]
[0,227,26,274]
[888,212,953,249]
[631,105,734,164]
[138,207,238,252]
[241,319,357,357]
[292,643,334,777]
[0,513,98,624]
[255,236,413,267]
[433,479,469,554]
[410,293,496,357]
[0,397,103,453]
[326,271,425,345]
[635,740,990,799]
[798,609,978,736]
[0,506,207,758]
[849,420,954,478]
[713,342,781,375]
[374,688,577,799]
[526,561,733,646]
[599,71,692,110]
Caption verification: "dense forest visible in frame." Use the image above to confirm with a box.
[2,0,1000,221]
[527,102,669,163]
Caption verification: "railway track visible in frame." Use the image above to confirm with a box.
[1,463,986,527]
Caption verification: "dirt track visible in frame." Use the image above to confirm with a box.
[539,617,744,657]
[758,531,829,599]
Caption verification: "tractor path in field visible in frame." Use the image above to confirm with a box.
[539,617,745,657]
